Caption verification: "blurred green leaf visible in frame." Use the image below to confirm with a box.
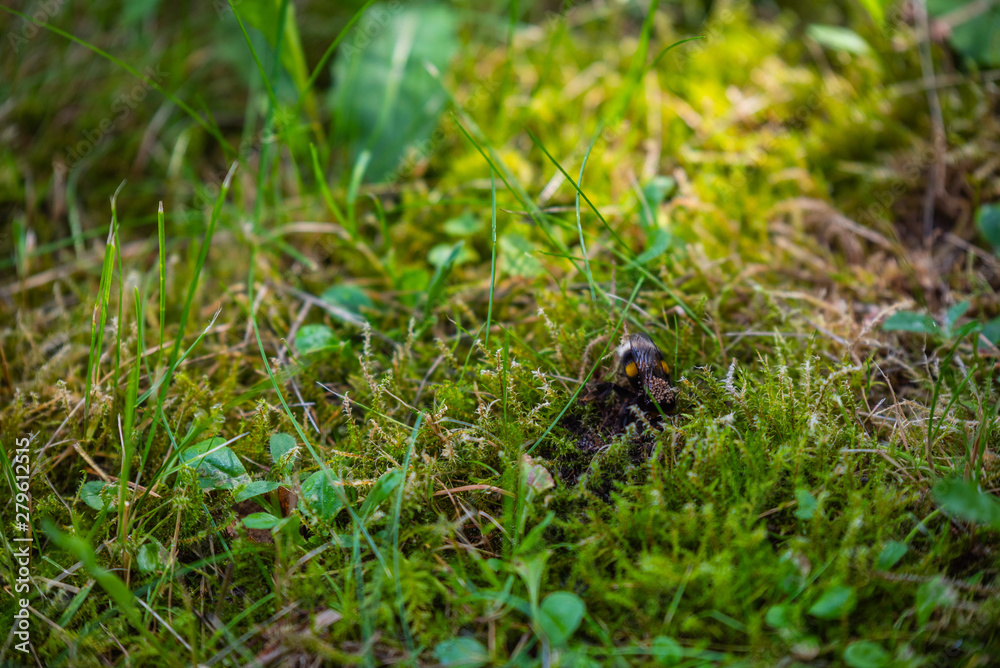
[944,301,970,333]
[238,0,312,103]
[875,541,907,570]
[651,635,684,664]
[794,488,818,520]
[330,3,458,182]
[975,202,1000,253]
[765,604,792,629]
[807,24,872,55]
[537,591,585,645]
[295,324,339,355]
[882,311,940,335]
[638,175,676,228]
[425,241,463,319]
[637,227,673,265]
[843,640,890,668]
[983,316,1000,344]
[429,242,475,268]
[299,470,344,523]
[444,211,483,236]
[855,0,890,24]
[180,438,250,490]
[499,233,543,277]
[928,0,1000,67]
[916,576,955,627]
[321,284,372,314]
[933,478,1000,528]
[433,637,488,667]
[807,585,856,619]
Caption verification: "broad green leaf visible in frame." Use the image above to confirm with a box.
[298,470,344,523]
[807,24,872,55]
[443,211,483,236]
[136,540,165,573]
[537,591,585,645]
[269,432,298,465]
[807,585,856,619]
[81,480,116,511]
[180,438,250,490]
[875,541,907,570]
[933,478,1000,528]
[916,576,955,627]
[513,552,549,610]
[843,640,890,668]
[295,324,339,355]
[321,284,372,314]
[794,488,818,520]
[651,635,684,665]
[882,311,940,334]
[330,4,458,182]
[242,512,282,530]
[433,637,489,667]
[855,0,889,24]
[975,202,1000,253]
[235,480,281,502]
[499,233,543,278]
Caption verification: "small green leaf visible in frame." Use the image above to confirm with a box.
[843,640,890,668]
[976,203,1000,253]
[429,242,475,268]
[983,316,1000,344]
[807,585,856,619]
[298,470,344,523]
[537,591,586,645]
[882,311,940,334]
[637,227,673,265]
[180,438,250,490]
[136,540,165,573]
[499,233,543,278]
[916,576,955,627]
[638,175,676,228]
[359,468,404,520]
[807,24,872,55]
[269,433,298,465]
[80,481,115,511]
[765,604,792,629]
[295,324,339,355]
[321,284,372,314]
[443,212,483,236]
[933,478,1000,528]
[875,541,907,570]
[944,301,970,333]
[651,635,684,665]
[235,480,281,502]
[794,488,818,520]
[242,512,282,531]
[425,241,463,318]
[433,637,489,667]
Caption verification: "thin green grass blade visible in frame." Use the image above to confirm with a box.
[485,170,498,347]
[391,413,423,656]
[157,202,166,367]
[310,143,348,227]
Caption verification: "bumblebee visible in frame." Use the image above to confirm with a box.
[613,333,677,412]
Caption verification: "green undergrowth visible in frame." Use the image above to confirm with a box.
[1,1,999,666]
